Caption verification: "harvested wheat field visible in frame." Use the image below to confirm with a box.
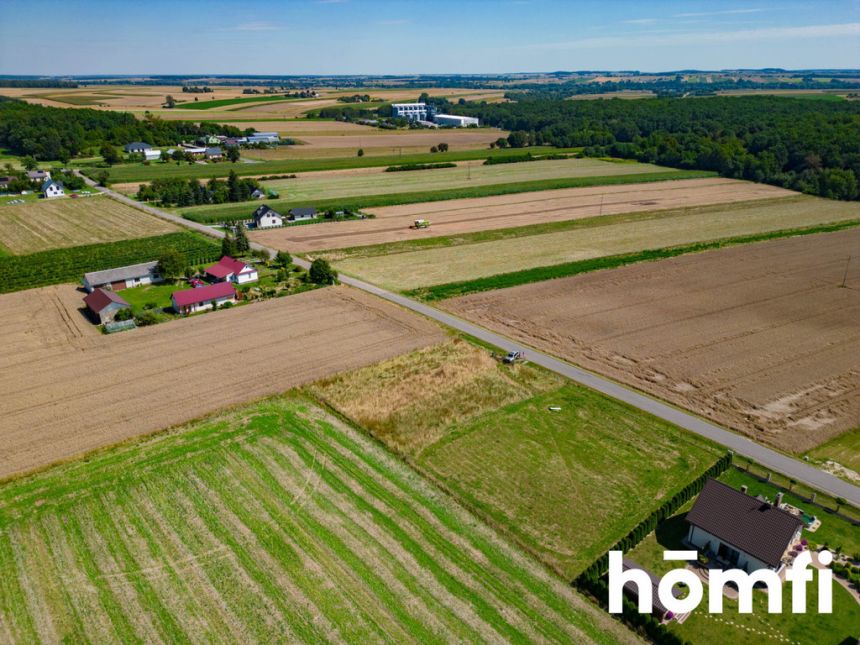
[333,193,859,290]
[0,285,444,480]
[290,130,504,150]
[444,229,860,453]
[0,195,178,254]
[257,177,793,255]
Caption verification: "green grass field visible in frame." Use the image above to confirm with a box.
[332,196,860,292]
[311,341,721,580]
[181,95,305,110]
[86,147,582,183]
[809,429,860,482]
[119,282,179,314]
[0,394,633,644]
[182,169,711,223]
[626,470,860,645]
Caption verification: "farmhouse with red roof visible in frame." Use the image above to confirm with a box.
[83,288,131,324]
[205,256,258,284]
[171,282,237,315]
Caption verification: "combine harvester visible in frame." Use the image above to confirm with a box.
[411,219,431,229]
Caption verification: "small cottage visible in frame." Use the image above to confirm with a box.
[205,256,259,284]
[41,179,65,199]
[289,207,317,221]
[124,142,152,154]
[252,204,283,228]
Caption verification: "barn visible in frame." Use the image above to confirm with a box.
[83,288,131,324]
[83,261,162,292]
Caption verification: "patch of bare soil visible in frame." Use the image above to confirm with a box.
[444,229,860,453]
[0,286,444,480]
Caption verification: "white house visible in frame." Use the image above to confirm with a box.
[143,149,162,162]
[252,204,283,228]
[124,142,152,154]
[172,282,237,315]
[434,114,480,127]
[83,260,162,292]
[205,256,258,284]
[40,179,65,199]
[685,479,804,573]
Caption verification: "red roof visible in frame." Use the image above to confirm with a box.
[205,256,250,279]
[83,288,129,313]
[172,281,236,307]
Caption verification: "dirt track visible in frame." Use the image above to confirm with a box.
[443,229,860,453]
[253,178,795,254]
[0,285,444,480]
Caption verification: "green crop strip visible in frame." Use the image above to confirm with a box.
[408,219,860,301]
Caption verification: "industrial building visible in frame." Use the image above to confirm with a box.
[390,103,478,127]
[433,114,480,127]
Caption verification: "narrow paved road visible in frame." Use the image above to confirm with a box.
[85,174,860,506]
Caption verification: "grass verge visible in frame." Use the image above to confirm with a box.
[407,219,860,301]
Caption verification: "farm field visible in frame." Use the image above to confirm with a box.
[0,195,178,254]
[311,340,721,579]
[254,176,778,255]
[0,285,444,480]
[0,394,633,645]
[443,228,860,454]
[329,190,857,290]
[0,231,219,294]
[89,146,576,183]
[259,157,669,202]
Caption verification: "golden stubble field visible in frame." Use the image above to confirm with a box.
[256,177,792,256]
[0,285,444,480]
[0,195,178,254]
[443,229,860,453]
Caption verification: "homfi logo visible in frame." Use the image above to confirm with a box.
[608,550,833,615]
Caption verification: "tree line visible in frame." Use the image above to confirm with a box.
[457,96,860,200]
[137,171,260,206]
[0,98,245,161]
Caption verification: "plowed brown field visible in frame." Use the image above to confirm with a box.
[254,178,794,254]
[0,285,444,479]
[444,229,860,453]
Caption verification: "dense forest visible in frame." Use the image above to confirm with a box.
[0,98,246,160]
[0,79,78,88]
[459,96,860,200]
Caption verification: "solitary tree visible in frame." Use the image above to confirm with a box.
[437,142,449,152]
[430,146,438,153]
[100,144,121,165]
[309,258,337,285]
[157,249,184,281]
[357,148,364,157]
[507,131,528,148]
[274,250,292,268]
[22,156,38,171]
[96,170,110,187]
[227,147,240,163]
[234,222,250,254]
[164,95,176,109]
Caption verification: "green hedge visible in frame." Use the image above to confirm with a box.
[0,232,220,294]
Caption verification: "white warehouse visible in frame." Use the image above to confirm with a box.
[434,114,480,127]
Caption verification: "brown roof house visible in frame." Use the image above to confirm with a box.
[83,288,131,324]
[685,479,803,573]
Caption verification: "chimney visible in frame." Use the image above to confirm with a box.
[775,492,784,507]
[740,485,748,495]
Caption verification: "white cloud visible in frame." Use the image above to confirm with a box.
[524,22,860,50]
[624,18,659,25]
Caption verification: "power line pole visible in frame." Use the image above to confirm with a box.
[840,255,852,288]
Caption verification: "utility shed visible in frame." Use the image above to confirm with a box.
[83,288,131,324]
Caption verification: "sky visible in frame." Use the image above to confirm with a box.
[0,0,858,75]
